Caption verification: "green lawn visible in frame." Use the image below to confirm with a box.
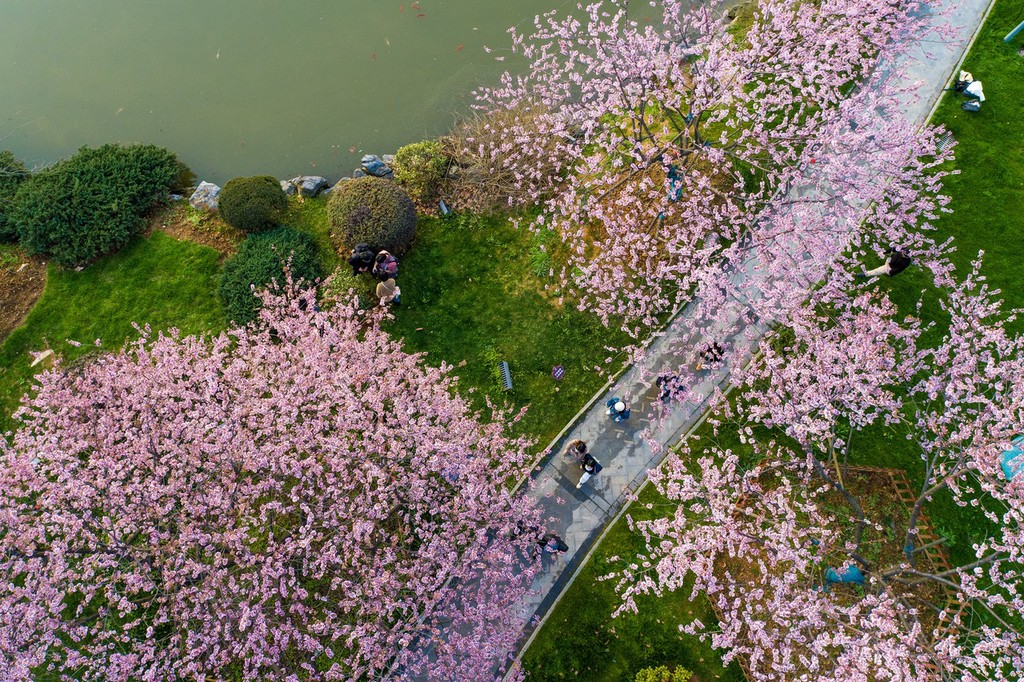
[286,198,632,446]
[383,212,632,445]
[0,231,225,434]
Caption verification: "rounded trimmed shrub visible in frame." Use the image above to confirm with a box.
[11,144,186,267]
[218,226,324,325]
[218,175,288,233]
[0,150,30,243]
[392,140,448,204]
[327,176,416,255]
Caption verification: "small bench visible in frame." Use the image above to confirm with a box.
[498,361,513,391]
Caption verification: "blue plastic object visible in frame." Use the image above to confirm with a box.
[666,165,684,202]
[1000,436,1024,480]
[824,565,865,585]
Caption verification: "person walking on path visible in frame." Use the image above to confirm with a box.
[538,532,568,555]
[605,397,630,422]
[576,451,602,489]
[562,438,588,462]
[376,278,401,307]
[373,250,399,281]
[860,248,912,278]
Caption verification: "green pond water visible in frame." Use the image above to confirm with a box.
[0,0,565,183]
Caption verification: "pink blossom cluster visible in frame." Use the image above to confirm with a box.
[616,265,1024,680]
[0,286,542,681]
[473,0,950,336]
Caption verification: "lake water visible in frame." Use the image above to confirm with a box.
[0,0,565,183]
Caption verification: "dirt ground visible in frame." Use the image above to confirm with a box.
[0,250,46,342]
[146,201,243,260]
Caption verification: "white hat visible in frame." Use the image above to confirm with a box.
[615,401,626,412]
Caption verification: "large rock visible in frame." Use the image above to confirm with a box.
[189,181,221,212]
[324,177,351,194]
[360,154,393,178]
[289,175,329,198]
[280,180,297,197]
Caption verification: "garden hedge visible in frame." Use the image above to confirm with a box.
[218,226,324,325]
[0,150,29,243]
[327,176,416,255]
[218,175,288,233]
[392,140,448,205]
[11,144,186,267]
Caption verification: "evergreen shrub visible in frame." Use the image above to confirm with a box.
[635,666,693,682]
[218,175,288,233]
[327,176,416,255]
[0,150,29,243]
[219,226,324,325]
[392,141,448,204]
[11,144,186,267]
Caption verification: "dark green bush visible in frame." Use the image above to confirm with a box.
[392,140,448,204]
[0,151,30,243]
[11,144,186,267]
[218,175,288,233]
[218,226,324,325]
[327,176,416,255]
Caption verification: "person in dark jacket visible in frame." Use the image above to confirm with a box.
[539,532,568,554]
[605,397,630,423]
[577,452,602,489]
[348,243,376,276]
[862,249,912,278]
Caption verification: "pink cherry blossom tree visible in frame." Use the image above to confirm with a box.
[0,285,543,682]
[614,264,1024,681]
[473,0,952,336]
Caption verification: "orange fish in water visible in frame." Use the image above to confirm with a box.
[417,13,425,18]
[372,52,377,60]
[456,44,463,52]
[399,4,402,10]
[410,0,421,7]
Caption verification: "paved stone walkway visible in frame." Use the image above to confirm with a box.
[502,0,996,674]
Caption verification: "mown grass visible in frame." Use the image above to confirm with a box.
[0,231,225,435]
[383,212,633,446]
[285,197,633,446]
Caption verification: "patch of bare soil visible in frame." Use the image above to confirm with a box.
[146,202,244,260]
[0,249,46,343]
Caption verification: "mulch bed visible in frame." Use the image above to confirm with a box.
[0,250,46,343]
[146,201,243,260]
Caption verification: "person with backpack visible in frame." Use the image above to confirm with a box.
[373,250,399,281]
[605,397,631,422]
